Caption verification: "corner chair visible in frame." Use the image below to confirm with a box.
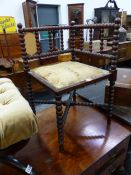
[17,18,120,152]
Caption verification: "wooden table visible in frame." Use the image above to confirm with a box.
[0,105,130,175]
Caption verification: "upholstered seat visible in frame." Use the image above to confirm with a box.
[0,78,38,149]
[32,61,109,89]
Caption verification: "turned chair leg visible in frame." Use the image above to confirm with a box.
[26,74,36,114]
[108,80,115,118]
[73,89,76,103]
[55,94,64,152]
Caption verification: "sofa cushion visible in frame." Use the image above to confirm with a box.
[0,78,38,149]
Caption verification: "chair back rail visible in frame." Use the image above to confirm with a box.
[17,18,120,72]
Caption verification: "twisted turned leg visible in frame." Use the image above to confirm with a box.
[26,74,36,114]
[55,94,64,152]
[108,80,115,118]
[73,89,76,103]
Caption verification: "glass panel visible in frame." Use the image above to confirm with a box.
[40,31,48,40]
[101,10,110,23]
[111,10,118,22]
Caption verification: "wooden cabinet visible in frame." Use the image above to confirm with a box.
[94,7,119,24]
[94,0,119,38]
[22,0,37,27]
[68,3,84,49]
[94,137,129,175]
[0,33,21,59]
[68,3,84,25]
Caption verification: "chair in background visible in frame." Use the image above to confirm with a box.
[17,18,120,152]
[0,78,38,174]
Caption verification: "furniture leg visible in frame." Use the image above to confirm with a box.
[108,80,115,117]
[55,94,64,152]
[73,89,76,102]
[26,74,36,114]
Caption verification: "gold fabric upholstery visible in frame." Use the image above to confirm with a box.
[0,78,38,149]
[24,32,37,55]
[58,53,72,62]
[32,61,109,89]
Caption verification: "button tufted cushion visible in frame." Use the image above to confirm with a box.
[0,78,38,149]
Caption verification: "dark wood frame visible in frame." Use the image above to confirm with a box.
[17,17,120,152]
[22,0,38,27]
[68,3,84,25]
[68,3,84,49]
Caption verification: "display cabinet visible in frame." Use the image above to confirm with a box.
[94,0,119,37]
[94,0,119,23]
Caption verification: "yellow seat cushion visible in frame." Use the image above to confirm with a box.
[58,53,72,62]
[32,61,109,89]
[0,78,38,149]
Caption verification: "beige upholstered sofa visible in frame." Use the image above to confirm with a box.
[0,78,38,149]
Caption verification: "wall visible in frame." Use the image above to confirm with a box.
[0,0,131,48]
[0,1,25,26]
[0,0,131,26]
[35,0,131,25]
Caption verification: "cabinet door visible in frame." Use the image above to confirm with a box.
[101,10,110,23]
[68,3,84,25]
[68,3,84,49]
[110,10,119,23]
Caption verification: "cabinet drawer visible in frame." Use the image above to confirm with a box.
[95,137,130,175]
[81,137,130,175]
[96,148,126,175]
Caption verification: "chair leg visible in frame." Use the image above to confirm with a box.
[55,94,64,152]
[108,80,115,117]
[72,89,76,102]
[26,74,36,114]
[0,155,38,175]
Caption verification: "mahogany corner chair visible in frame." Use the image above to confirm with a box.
[17,17,120,152]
